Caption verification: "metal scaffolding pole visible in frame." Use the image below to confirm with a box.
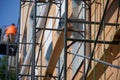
[31,0,36,80]
[16,0,21,79]
[68,52,120,69]
[84,0,91,79]
[6,39,9,80]
[64,0,68,80]
[36,2,52,80]
[36,16,64,19]
[85,0,109,79]
[58,0,62,79]
[67,38,120,45]
[18,74,59,78]
[67,19,120,26]
[36,27,85,32]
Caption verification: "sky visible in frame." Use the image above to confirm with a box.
[0,0,19,28]
[0,0,19,57]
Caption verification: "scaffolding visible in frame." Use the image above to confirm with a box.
[1,0,119,80]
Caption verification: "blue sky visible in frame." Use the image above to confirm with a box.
[0,0,19,57]
[0,0,19,28]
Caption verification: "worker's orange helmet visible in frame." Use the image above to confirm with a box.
[5,24,17,36]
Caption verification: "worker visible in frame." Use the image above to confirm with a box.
[5,24,17,42]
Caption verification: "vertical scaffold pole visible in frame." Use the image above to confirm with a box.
[16,0,21,79]
[31,0,36,80]
[6,39,9,80]
[64,0,68,80]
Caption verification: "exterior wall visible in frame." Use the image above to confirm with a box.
[19,0,120,80]
[87,0,120,80]
[20,2,33,64]
[19,2,34,80]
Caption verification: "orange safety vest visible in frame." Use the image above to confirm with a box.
[5,25,17,36]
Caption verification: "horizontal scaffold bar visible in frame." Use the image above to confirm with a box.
[68,52,120,69]
[36,27,85,32]
[18,74,58,78]
[19,65,59,68]
[68,19,120,26]
[36,16,64,19]
[21,0,61,4]
[67,38,120,45]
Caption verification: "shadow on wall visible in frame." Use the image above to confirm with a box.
[45,42,52,61]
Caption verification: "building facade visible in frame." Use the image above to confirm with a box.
[18,0,120,80]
